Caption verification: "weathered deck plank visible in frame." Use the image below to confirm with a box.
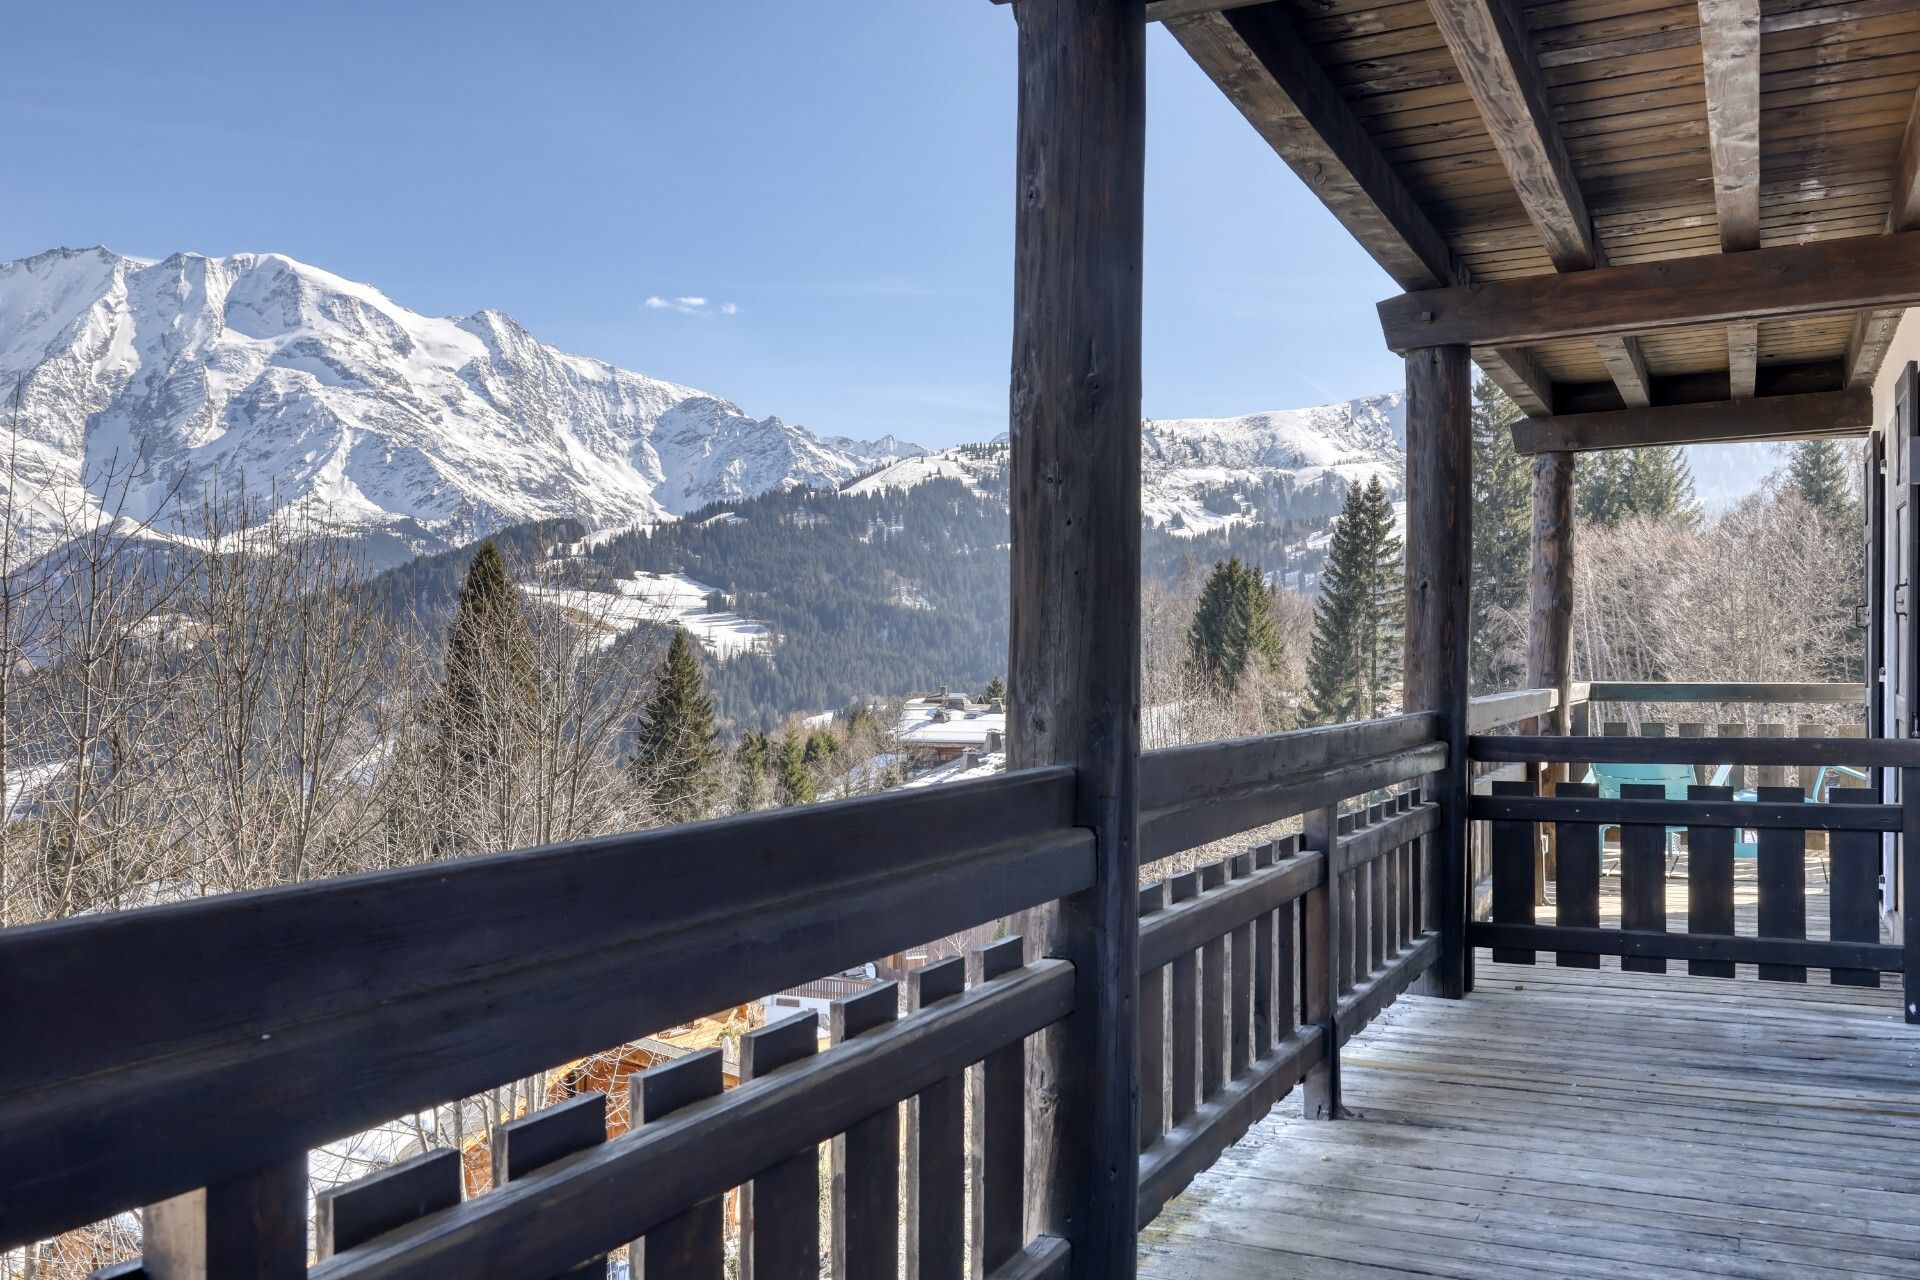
[1141,899,1917,1279]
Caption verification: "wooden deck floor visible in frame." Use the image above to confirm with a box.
[1139,922,1920,1277]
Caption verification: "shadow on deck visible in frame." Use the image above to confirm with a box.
[1141,887,1919,1279]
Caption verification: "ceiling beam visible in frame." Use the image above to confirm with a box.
[1698,0,1762,402]
[1846,85,1920,389]
[1379,231,1920,352]
[1510,389,1871,455]
[1473,347,1553,416]
[1698,0,1761,254]
[1164,6,1461,291]
[1429,0,1651,409]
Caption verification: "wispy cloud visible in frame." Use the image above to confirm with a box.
[643,294,739,317]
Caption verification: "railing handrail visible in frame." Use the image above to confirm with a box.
[1473,732,1920,768]
[1577,680,1866,705]
[0,766,1086,1249]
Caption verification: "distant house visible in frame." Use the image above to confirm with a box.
[893,690,1006,765]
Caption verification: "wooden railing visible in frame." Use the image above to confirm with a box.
[1134,714,1445,1223]
[1,712,1453,1278]
[1465,679,1919,1023]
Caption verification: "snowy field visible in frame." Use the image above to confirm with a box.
[522,570,771,658]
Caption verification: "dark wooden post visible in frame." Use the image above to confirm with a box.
[1405,345,1473,999]
[1904,767,1919,1024]
[1527,450,1574,900]
[1007,0,1146,1272]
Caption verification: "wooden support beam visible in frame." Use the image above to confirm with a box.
[1379,232,1920,352]
[1698,0,1761,254]
[1429,0,1646,410]
[1593,336,1652,408]
[1403,345,1473,1000]
[1009,0,1144,1272]
[1526,452,1574,735]
[1727,322,1759,400]
[1510,389,1871,454]
[1472,348,1552,417]
[1846,86,1920,389]
[1166,6,1460,290]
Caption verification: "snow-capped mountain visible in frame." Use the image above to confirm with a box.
[847,392,1406,535]
[0,247,923,558]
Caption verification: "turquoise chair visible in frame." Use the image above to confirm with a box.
[1586,762,1696,872]
[1728,763,1870,874]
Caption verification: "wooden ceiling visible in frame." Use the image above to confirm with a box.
[1160,0,1920,442]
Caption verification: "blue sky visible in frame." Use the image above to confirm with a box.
[0,2,1404,447]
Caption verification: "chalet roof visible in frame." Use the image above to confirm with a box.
[1163,0,1920,437]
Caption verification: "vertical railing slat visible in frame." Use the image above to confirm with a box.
[906,958,966,1279]
[1303,805,1341,1120]
[974,938,1028,1277]
[1620,783,1669,973]
[143,1156,308,1280]
[1199,860,1227,1100]
[630,1051,726,1279]
[1489,780,1538,965]
[315,1148,461,1260]
[1756,785,1809,984]
[1828,788,1883,989]
[492,1093,608,1279]
[741,1012,821,1280]
[1250,847,1277,1058]
[1555,782,1601,968]
[1901,766,1919,1024]
[1166,871,1200,1128]
[1685,785,1738,978]
[832,986,901,1280]
[1137,884,1167,1152]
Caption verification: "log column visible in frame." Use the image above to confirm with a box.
[1405,345,1473,998]
[1008,0,1145,1273]
[1527,451,1575,898]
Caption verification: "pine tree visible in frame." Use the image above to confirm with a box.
[440,540,537,780]
[630,630,720,825]
[736,731,773,811]
[1577,447,1699,528]
[1306,485,1374,724]
[1358,477,1405,711]
[777,730,814,806]
[1469,377,1530,691]
[1783,439,1855,527]
[1187,555,1280,694]
[983,675,1006,703]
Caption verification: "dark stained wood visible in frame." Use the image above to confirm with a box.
[0,767,1085,1248]
[1137,884,1166,1153]
[1827,789,1884,988]
[739,1015,819,1280]
[1138,854,1322,975]
[1469,924,1900,972]
[1489,781,1538,965]
[1471,792,1899,832]
[1553,359,1849,415]
[1592,337,1654,409]
[1199,861,1228,1099]
[1475,346,1555,416]
[975,938,1028,1278]
[1334,934,1442,1046]
[1250,849,1277,1059]
[907,959,966,1280]
[1166,871,1200,1129]
[1007,0,1144,1269]
[1379,232,1920,353]
[1228,854,1254,1082]
[1584,681,1865,704]
[1618,784,1670,974]
[493,1096,609,1278]
[310,962,1074,1280]
[316,1151,461,1262]
[1511,389,1872,454]
[144,1159,307,1280]
[831,986,900,1280]
[1755,787,1811,984]
[1301,805,1341,1120]
[630,1052,725,1280]
[1526,450,1575,747]
[1404,343,1474,1000]
[987,1237,1071,1280]
[1686,786,1739,979]
[1844,87,1920,388]
[1167,5,1461,291]
[1555,782,1602,969]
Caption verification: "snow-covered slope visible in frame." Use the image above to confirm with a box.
[846,393,1405,535]
[0,247,922,557]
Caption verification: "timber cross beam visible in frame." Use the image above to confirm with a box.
[1377,232,1920,353]
[1510,389,1873,455]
